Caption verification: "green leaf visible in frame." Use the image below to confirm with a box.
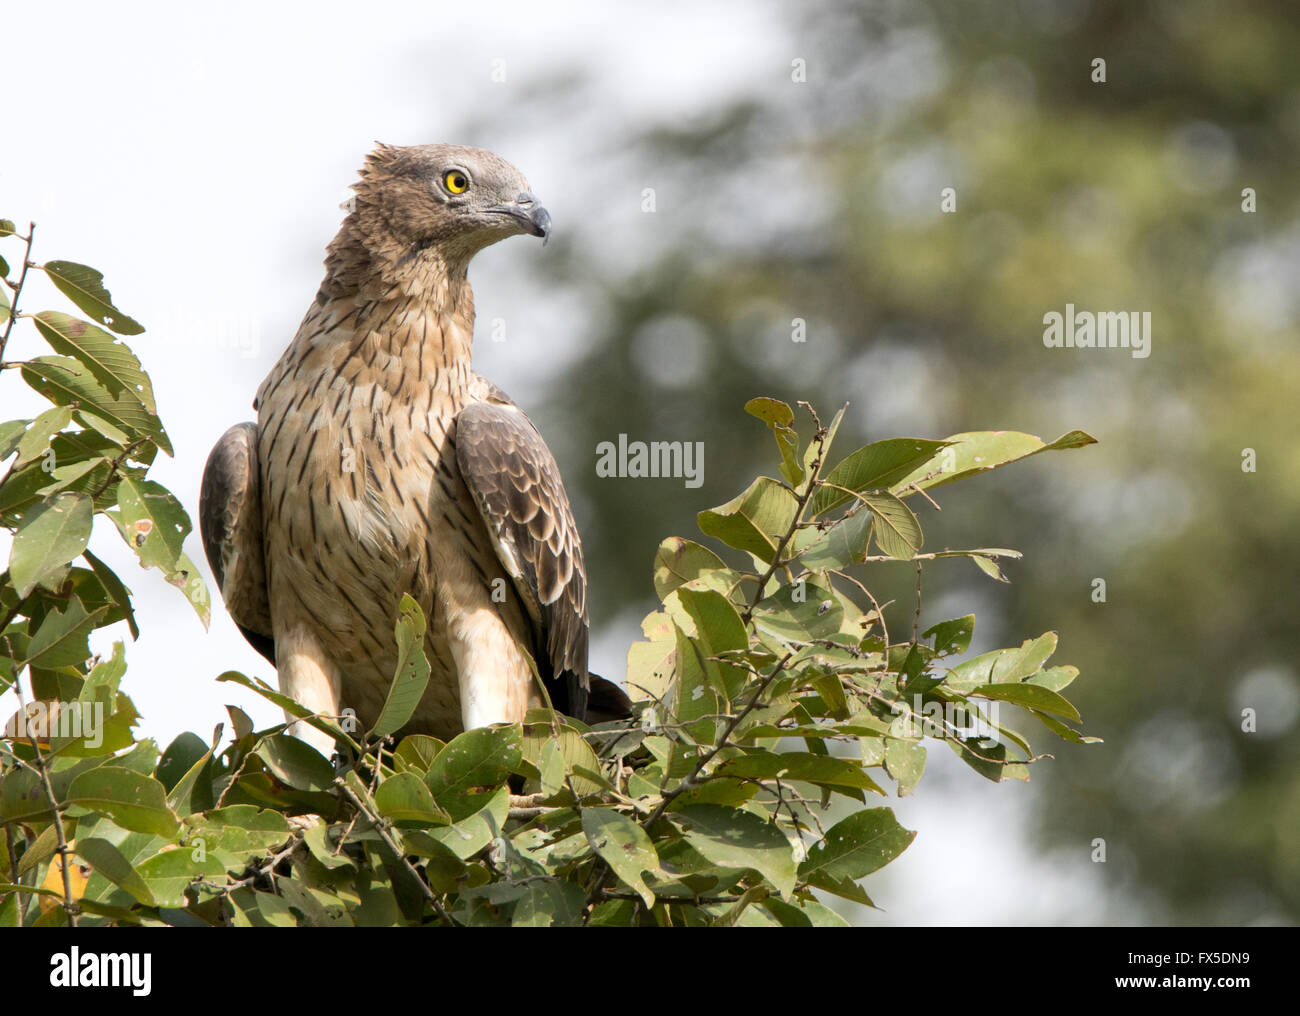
[215,670,354,749]
[652,537,728,599]
[745,396,804,486]
[795,508,873,571]
[41,261,144,334]
[83,548,139,639]
[109,476,186,571]
[0,418,30,460]
[520,720,608,799]
[624,610,679,705]
[0,429,152,523]
[538,740,566,797]
[716,751,885,794]
[253,733,334,791]
[670,620,722,744]
[923,615,975,656]
[744,397,794,429]
[78,639,126,704]
[392,734,444,774]
[883,739,926,796]
[109,477,208,624]
[0,769,51,822]
[369,594,431,738]
[1027,708,1103,745]
[966,682,1081,722]
[582,809,660,907]
[66,766,180,838]
[860,491,922,558]
[666,586,748,700]
[892,429,1097,497]
[1025,665,1079,692]
[948,633,1059,692]
[74,837,156,906]
[420,784,510,860]
[762,896,851,927]
[13,406,73,468]
[799,807,915,887]
[32,311,156,410]
[21,355,170,455]
[8,491,93,597]
[134,847,227,908]
[698,476,799,563]
[711,884,771,926]
[0,219,15,237]
[511,879,586,927]
[949,735,1028,782]
[425,726,522,821]
[24,595,108,668]
[159,734,215,813]
[971,554,1010,582]
[751,576,843,644]
[374,772,450,825]
[674,804,796,897]
[184,806,292,858]
[811,438,949,517]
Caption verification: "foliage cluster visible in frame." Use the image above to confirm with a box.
[0,226,1095,926]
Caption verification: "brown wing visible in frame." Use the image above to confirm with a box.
[199,422,275,664]
[455,393,589,721]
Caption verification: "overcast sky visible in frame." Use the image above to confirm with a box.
[1,0,1115,924]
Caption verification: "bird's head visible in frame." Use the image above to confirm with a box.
[347,142,551,266]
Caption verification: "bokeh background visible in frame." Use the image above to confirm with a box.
[3,0,1296,924]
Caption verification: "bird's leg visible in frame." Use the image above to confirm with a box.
[276,625,343,756]
[445,602,539,730]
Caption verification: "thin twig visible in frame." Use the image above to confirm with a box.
[6,654,77,926]
[3,822,22,927]
[642,651,795,831]
[831,569,892,650]
[912,560,923,644]
[741,410,830,626]
[88,436,151,501]
[0,223,36,363]
[334,776,454,926]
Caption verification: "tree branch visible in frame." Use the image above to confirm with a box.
[5,648,78,926]
[0,223,35,364]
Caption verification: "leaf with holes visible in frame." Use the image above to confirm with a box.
[22,355,170,455]
[370,594,431,738]
[582,809,659,907]
[33,311,156,410]
[8,491,92,597]
[799,807,915,890]
[698,477,799,563]
[41,261,143,335]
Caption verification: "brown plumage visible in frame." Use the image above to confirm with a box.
[200,143,627,749]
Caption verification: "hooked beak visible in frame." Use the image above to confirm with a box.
[492,192,551,245]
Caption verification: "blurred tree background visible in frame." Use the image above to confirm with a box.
[461,0,1300,925]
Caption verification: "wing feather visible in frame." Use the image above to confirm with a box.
[199,422,275,664]
[455,392,590,721]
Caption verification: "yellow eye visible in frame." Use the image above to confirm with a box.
[443,170,470,194]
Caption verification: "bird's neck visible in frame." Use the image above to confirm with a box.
[318,218,478,381]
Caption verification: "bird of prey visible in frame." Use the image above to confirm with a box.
[200,143,627,752]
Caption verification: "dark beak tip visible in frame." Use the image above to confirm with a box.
[531,206,552,245]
